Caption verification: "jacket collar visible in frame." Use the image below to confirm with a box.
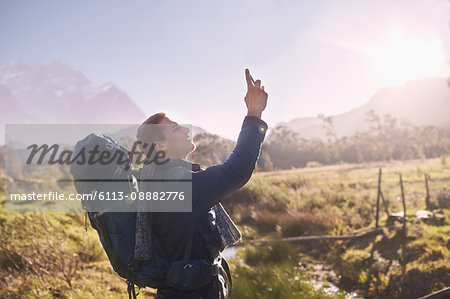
[147,158,201,172]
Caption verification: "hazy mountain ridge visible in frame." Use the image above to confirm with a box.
[2,60,448,147]
[0,61,213,145]
[279,78,450,139]
[0,61,147,142]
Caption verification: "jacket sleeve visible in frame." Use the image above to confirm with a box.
[192,116,268,212]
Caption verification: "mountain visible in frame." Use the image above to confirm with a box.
[279,78,450,139]
[0,61,147,143]
[0,83,36,125]
[0,61,213,145]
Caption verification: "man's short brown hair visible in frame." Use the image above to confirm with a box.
[136,112,167,156]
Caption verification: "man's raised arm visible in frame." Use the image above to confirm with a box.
[192,69,268,212]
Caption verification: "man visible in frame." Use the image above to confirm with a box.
[136,69,268,298]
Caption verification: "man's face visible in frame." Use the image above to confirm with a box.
[156,117,195,159]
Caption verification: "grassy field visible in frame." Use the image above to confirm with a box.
[0,158,449,298]
[225,158,450,298]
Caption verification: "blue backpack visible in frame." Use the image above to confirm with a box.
[70,134,221,298]
[70,134,170,298]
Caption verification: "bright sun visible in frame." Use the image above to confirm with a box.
[372,29,447,86]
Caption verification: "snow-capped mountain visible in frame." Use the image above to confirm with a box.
[0,61,146,143]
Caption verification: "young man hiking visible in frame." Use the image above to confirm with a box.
[136,69,268,298]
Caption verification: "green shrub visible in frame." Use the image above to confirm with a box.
[231,260,344,299]
[385,266,450,298]
[334,249,371,284]
[244,241,299,266]
[253,211,281,233]
[281,211,335,237]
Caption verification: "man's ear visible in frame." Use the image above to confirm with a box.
[155,142,166,152]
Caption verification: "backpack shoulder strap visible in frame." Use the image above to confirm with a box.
[221,257,233,298]
[182,219,196,267]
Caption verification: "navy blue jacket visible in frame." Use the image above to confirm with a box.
[152,116,268,261]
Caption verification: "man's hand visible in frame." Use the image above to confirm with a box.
[245,69,268,118]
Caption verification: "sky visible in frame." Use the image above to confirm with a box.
[1,0,449,139]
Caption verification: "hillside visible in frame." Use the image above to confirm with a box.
[279,78,450,139]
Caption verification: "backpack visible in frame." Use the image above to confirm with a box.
[70,133,170,298]
[69,134,222,298]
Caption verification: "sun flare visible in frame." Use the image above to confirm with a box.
[373,29,447,86]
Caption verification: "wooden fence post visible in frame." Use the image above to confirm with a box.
[399,174,406,227]
[376,168,382,228]
[425,173,431,210]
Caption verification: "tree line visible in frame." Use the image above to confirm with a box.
[259,111,450,170]
[1,111,448,172]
